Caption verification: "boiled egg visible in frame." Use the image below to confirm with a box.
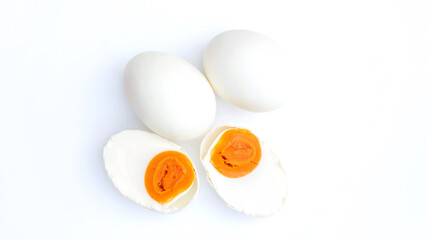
[203,30,285,112]
[104,130,198,213]
[200,126,287,216]
[124,52,216,141]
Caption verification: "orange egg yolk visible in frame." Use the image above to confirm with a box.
[210,128,261,178]
[145,151,195,204]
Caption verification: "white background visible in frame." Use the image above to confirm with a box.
[0,0,426,239]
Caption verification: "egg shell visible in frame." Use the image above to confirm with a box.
[103,130,199,213]
[124,52,216,141]
[203,30,285,112]
[200,126,287,216]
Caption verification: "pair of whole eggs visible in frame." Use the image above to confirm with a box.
[104,30,287,216]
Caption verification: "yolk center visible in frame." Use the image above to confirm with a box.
[153,157,185,193]
[211,128,261,178]
[145,151,195,204]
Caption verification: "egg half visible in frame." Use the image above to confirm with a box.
[200,126,287,216]
[124,51,216,141]
[104,130,198,213]
[203,30,285,112]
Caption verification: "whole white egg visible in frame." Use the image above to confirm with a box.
[203,30,285,112]
[104,130,199,213]
[124,52,216,141]
[200,126,287,216]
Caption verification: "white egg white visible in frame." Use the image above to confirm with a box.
[124,52,216,141]
[103,130,199,213]
[203,30,285,112]
[200,126,287,216]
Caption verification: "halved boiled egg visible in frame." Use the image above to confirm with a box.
[103,130,198,213]
[200,126,287,216]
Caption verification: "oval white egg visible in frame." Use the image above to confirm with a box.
[200,126,287,216]
[203,30,285,112]
[124,52,216,141]
[103,130,199,213]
